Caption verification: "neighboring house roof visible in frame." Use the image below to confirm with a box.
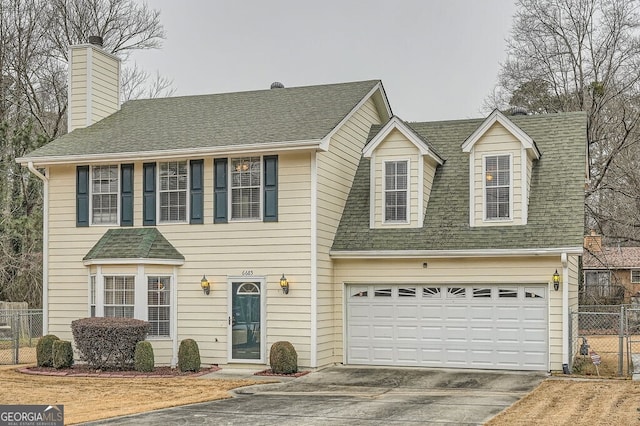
[19,80,388,164]
[583,247,640,269]
[83,228,184,264]
[332,112,587,253]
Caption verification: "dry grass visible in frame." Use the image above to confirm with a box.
[0,365,263,425]
[487,379,640,426]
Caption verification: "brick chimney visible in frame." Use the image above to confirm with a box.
[67,36,120,132]
[584,230,603,253]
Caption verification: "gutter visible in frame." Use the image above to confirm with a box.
[27,162,49,335]
[330,247,584,259]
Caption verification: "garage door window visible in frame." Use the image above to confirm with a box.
[525,287,545,299]
[398,287,416,297]
[447,287,466,298]
[374,288,392,297]
[499,288,518,298]
[351,288,368,297]
[473,288,492,298]
[422,287,441,298]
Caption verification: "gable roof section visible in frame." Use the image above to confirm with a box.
[583,247,640,269]
[83,228,184,265]
[362,116,444,165]
[461,109,541,159]
[332,112,586,254]
[19,80,390,165]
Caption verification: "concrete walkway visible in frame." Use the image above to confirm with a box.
[85,366,545,425]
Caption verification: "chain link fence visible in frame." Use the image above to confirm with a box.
[0,309,43,365]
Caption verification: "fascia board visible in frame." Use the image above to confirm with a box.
[83,258,185,266]
[17,139,323,166]
[330,247,584,259]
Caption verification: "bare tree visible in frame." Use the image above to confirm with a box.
[0,0,169,307]
[490,0,640,244]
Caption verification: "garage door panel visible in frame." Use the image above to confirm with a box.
[347,284,548,371]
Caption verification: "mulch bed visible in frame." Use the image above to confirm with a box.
[254,369,310,378]
[19,364,220,378]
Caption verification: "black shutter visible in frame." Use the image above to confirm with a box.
[143,162,156,226]
[190,159,204,224]
[214,158,228,223]
[76,165,89,227]
[263,155,278,222]
[120,164,134,226]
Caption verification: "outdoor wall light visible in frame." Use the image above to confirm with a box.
[552,269,560,291]
[279,274,289,294]
[201,275,210,295]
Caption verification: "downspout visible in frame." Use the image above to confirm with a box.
[310,152,318,368]
[27,162,49,335]
[561,252,569,371]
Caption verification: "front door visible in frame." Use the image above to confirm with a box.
[228,280,264,362]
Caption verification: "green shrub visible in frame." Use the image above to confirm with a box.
[52,340,74,369]
[178,339,201,372]
[134,341,155,373]
[71,317,150,370]
[36,334,60,367]
[269,341,297,374]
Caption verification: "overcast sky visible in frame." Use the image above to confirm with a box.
[131,0,517,122]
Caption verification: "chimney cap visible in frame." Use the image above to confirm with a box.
[510,106,528,116]
[270,81,284,89]
[88,36,103,47]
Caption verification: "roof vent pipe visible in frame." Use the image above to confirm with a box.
[510,106,528,116]
[270,81,284,89]
[88,36,103,47]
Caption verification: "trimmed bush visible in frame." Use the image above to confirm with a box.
[269,341,297,374]
[71,317,150,370]
[52,340,74,369]
[178,339,201,372]
[36,334,60,367]
[134,341,155,373]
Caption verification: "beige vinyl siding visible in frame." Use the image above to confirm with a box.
[472,122,524,227]
[423,157,437,218]
[333,255,568,372]
[315,97,382,366]
[45,151,316,366]
[68,45,119,132]
[372,129,420,228]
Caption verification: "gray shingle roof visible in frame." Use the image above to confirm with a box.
[332,112,587,252]
[23,80,381,160]
[84,228,184,261]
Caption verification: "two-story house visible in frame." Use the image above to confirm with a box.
[18,39,586,372]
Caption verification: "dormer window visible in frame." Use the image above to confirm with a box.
[384,160,408,223]
[484,155,511,220]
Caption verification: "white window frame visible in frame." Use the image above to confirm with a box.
[483,153,513,221]
[157,160,190,224]
[229,156,263,221]
[90,164,120,226]
[103,274,136,318]
[383,159,409,224]
[631,270,640,284]
[89,275,96,317]
[147,275,172,338]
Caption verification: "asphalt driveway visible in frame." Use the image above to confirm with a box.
[85,366,545,425]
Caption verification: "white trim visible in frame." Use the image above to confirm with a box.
[561,252,569,369]
[320,82,392,151]
[310,151,318,367]
[27,163,48,334]
[482,153,513,222]
[369,152,376,229]
[469,146,475,226]
[83,258,185,266]
[362,117,444,165]
[461,109,541,159]
[67,46,73,133]
[134,265,145,319]
[95,266,104,317]
[171,266,178,367]
[86,46,93,128]
[521,146,528,225]
[418,156,424,228]
[382,158,410,224]
[88,274,95,317]
[17,139,324,166]
[70,43,121,62]
[330,247,585,258]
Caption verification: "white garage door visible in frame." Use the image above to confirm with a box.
[346,284,548,371]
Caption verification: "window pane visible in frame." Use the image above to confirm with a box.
[485,155,510,219]
[159,161,187,222]
[148,276,171,337]
[231,157,261,220]
[104,276,135,318]
[91,165,118,225]
[384,160,408,222]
